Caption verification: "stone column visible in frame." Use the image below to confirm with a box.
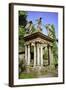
[49,46,53,66]
[37,43,40,66]
[27,44,30,65]
[47,45,50,65]
[40,45,43,66]
[34,44,36,67]
[25,45,28,65]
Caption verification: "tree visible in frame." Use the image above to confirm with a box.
[19,11,27,75]
[19,11,27,27]
[19,11,36,49]
[19,11,27,49]
[51,24,58,67]
[45,24,58,67]
[19,26,26,48]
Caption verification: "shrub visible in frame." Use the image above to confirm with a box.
[19,59,26,74]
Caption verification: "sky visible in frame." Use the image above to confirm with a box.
[27,11,58,38]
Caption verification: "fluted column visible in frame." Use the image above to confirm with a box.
[37,43,40,66]
[40,45,43,66]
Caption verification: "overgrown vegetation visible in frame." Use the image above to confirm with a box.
[19,59,27,76]
[45,24,58,68]
[19,11,27,49]
[51,24,58,68]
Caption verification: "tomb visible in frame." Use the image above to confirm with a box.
[24,31,54,67]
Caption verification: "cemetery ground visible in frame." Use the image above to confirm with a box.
[19,65,58,79]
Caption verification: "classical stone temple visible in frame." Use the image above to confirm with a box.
[24,31,54,67]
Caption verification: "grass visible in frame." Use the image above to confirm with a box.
[19,72,37,79]
[19,66,58,79]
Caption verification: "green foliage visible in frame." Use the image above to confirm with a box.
[51,24,56,39]
[19,26,26,47]
[19,11,36,48]
[45,24,58,66]
[19,11,27,48]
[19,59,26,74]
[19,11,27,27]
[31,25,36,32]
[19,72,37,79]
[51,24,58,66]
[43,49,48,60]
[19,26,25,38]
